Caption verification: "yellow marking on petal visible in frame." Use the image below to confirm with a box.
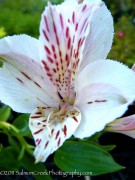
[38,106,45,117]
[69,99,75,105]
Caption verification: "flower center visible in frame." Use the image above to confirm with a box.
[37,94,78,137]
[48,95,76,123]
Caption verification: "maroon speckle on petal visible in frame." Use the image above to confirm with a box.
[34,82,41,88]
[66,27,69,38]
[54,53,57,59]
[88,102,93,104]
[47,56,54,64]
[35,112,42,115]
[42,119,47,122]
[42,60,50,72]
[57,138,61,147]
[53,68,57,73]
[73,116,78,123]
[59,50,62,58]
[55,130,60,140]
[31,115,42,118]
[95,100,107,103]
[21,72,31,80]
[53,53,57,59]
[63,125,67,136]
[51,129,54,135]
[72,12,75,23]
[75,23,78,31]
[43,30,49,42]
[65,54,69,66]
[82,4,87,12]
[60,14,64,29]
[45,46,51,55]
[47,73,52,77]
[44,16,50,32]
[52,44,55,52]
[37,139,41,145]
[53,22,59,46]
[45,141,49,149]
[16,77,24,84]
[34,129,43,135]
[67,38,71,50]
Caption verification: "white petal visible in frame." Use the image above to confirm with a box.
[29,106,81,162]
[75,60,135,101]
[74,102,130,139]
[39,1,101,97]
[0,36,59,113]
[74,60,135,138]
[79,2,114,70]
[0,35,40,64]
[74,84,131,138]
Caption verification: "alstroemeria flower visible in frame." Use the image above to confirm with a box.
[105,114,135,139]
[0,0,135,162]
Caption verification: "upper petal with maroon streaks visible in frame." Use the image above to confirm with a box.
[39,0,104,98]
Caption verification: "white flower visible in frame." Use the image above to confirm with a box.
[106,114,135,139]
[0,0,135,162]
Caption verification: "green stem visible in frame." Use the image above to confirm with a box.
[17,135,34,156]
[0,121,34,156]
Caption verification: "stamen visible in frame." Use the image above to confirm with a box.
[46,111,54,136]
[68,109,79,117]
[60,109,67,116]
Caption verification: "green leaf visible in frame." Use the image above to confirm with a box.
[0,105,11,121]
[0,147,20,171]
[0,147,52,180]
[13,114,32,137]
[86,141,116,152]
[0,144,2,152]
[87,132,103,141]
[99,144,116,152]
[54,141,124,176]
[8,135,20,151]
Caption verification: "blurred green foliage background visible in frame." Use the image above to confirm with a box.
[0,0,135,66]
